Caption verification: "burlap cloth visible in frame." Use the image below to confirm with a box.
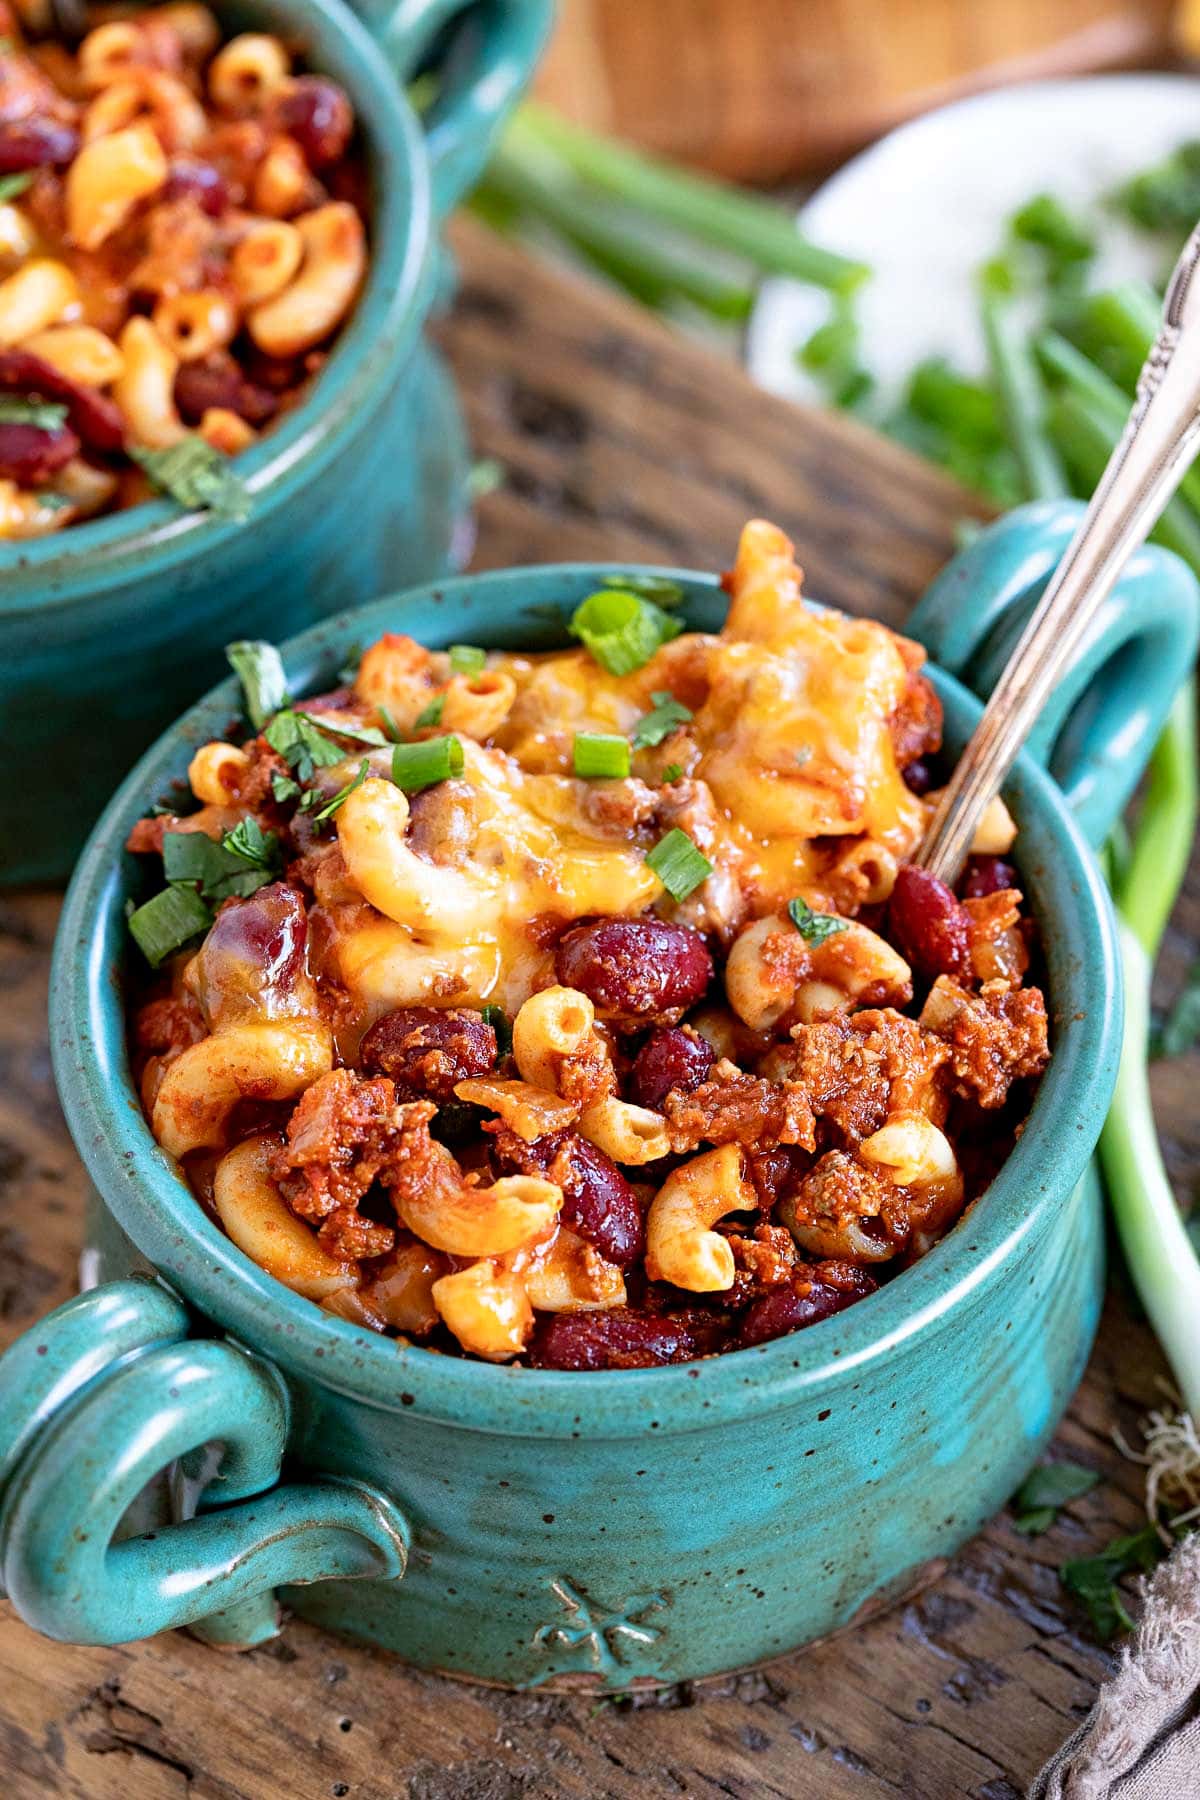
[1029,1534,1200,1798]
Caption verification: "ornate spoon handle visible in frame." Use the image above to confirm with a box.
[918,218,1200,884]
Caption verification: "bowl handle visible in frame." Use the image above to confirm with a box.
[368,0,553,216]
[0,1279,409,1647]
[907,498,1200,849]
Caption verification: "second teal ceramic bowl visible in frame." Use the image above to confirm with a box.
[0,501,1196,1686]
[1,0,552,885]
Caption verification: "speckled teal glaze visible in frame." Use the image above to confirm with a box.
[2,502,1197,1686]
[0,0,552,885]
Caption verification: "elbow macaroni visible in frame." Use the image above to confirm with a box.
[645,1143,756,1292]
[152,1022,332,1157]
[247,203,365,357]
[214,1134,354,1299]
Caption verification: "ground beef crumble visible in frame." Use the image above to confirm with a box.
[664,1062,817,1153]
[920,977,1049,1108]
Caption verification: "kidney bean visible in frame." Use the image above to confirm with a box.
[886,863,971,981]
[629,1026,715,1112]
[902,758,933,796]
[0,119,78,172]
[0,420,78,484]
[555,918,713,1021]
[960,854,1018,899]
[359,1006,497,1102]
[0,351,124,453]
[174,354,278,427]
[747,1145,806,1209]
[528,1306,721,1370]
[737,1264,878,1347]
[191,882,308,1028]
[490,1125,643,1267]
[241,348,304,394]
[272,76,353,169]
[164,157,229,218]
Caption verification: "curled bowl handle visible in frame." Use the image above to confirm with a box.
[908,499,1200,849]
[0,1280,408,1647]
[372,0,554,216]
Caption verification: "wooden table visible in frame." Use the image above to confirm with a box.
[3,217,1195,1800]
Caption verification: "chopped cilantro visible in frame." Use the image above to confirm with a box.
[264,710,347,782]
[293,711,387,750]
[415,693,446,729]
[308,758,370,824]
[226,640,288,730]
[130,435,250,520]
[1010,1461,1099,1535]
[1060,1525,1163,1642]
[632,690,693,750]
[788,896,849,946]
[271,771,302,804]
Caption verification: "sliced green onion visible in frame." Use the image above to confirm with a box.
[377,705,403,743]
[599,573,685,607]
[788,896,849,946]
[0,396,69,432]
[391,735,464,792]
[449,644,487,677]
[645,828,712,900]
[570,589,681,676]
[661,762,683,784]
[415,694,446,729]
[573,732,631,779]
[508,103,870,297]
[128,884,213,967]
[632,690,693,749]
[226,640,288,730]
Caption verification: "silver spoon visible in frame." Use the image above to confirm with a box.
[918,217,1200,885]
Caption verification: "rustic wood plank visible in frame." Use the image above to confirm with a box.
[0,217,1187,1800]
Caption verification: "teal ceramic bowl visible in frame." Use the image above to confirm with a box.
[1,501,1197,1687]
[0,0,552,886]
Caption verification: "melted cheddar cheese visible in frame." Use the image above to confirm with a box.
[323,520,934,1029]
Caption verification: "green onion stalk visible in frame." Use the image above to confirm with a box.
[977,267,1200,1526]
[1100,689,1200,1527]
[1048,341,1200,1521]
[476,103,869,310]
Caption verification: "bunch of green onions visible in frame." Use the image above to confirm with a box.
[473,103,868,320]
